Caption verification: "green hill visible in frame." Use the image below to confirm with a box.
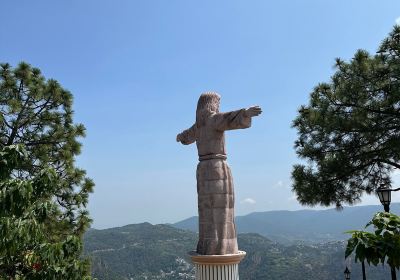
[84,223,393,280]
[84,223,196,279]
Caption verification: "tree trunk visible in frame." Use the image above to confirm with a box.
[362,261,366,280]
[391,267,396,280]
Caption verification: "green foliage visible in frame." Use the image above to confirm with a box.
[346,212,400,269]
[0,145,93,279]
[0,62,94,237]
[292,26,400,207]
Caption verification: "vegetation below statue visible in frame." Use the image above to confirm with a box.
[83,223,393,280]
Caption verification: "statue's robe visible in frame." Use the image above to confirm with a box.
[179,109,252,255]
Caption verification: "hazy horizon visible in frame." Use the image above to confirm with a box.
[90,202,400,230]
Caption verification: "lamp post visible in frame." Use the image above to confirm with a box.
[344,266,351,280]
[376,184,392,212]
[376,183,400,280]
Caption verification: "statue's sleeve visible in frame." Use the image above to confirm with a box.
[212,109,252,131]
[179,124,197,145]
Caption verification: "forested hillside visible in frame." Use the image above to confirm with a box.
[84,223,393,280]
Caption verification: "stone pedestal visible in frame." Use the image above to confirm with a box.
[189,251,246,280]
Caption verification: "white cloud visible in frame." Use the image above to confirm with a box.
[396,17,400,25]
[241,198,256,204]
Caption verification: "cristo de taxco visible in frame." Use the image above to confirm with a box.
[177,92,262,280]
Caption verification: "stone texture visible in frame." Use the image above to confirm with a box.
[177,92,261,255]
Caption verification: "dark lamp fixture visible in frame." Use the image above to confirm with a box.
[377,184,391,212]
[344,266,351,280]
[376,184,400,213]
[377,184,391,205]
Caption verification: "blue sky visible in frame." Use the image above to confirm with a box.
[1,0,400,229]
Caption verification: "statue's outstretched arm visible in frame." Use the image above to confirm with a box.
[176,124,197,145]
[213,105,262,131]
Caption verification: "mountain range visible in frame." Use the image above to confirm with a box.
[84,223,393,280]
[84,204,399,279]
[173,203,400,244]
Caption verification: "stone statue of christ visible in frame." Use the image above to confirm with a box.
[176,92,262,255]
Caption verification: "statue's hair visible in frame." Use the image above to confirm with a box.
[196,92,220,126]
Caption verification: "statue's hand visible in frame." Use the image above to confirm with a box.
[176,133,181,142]
[245,106,262,117]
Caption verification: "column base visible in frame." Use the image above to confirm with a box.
[189,251,246,280]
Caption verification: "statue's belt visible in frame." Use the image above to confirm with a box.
[198,154,227,161]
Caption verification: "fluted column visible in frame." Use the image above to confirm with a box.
[189,251,246,280]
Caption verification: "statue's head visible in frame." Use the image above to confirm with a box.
[196,92,220,126]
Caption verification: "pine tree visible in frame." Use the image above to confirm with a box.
[292,26,400,207]
[0,62,93,238]
[0,145,92,279]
